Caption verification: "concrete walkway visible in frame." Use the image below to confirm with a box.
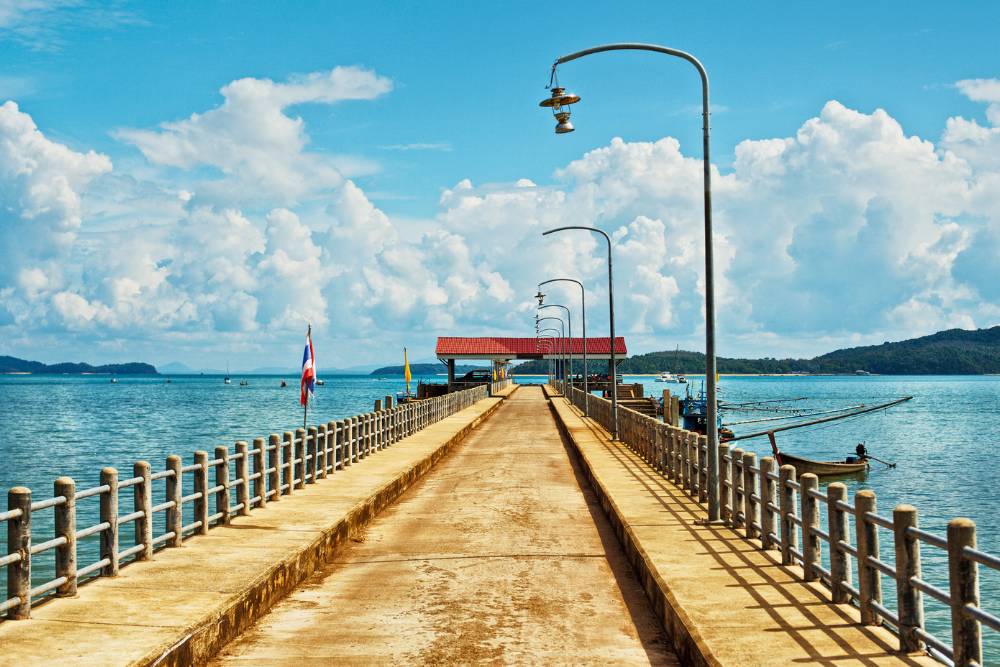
[212,386,677,665]
[548,394,939,666]
[0,393,505,666]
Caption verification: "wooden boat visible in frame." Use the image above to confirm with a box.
[768,433,868,477]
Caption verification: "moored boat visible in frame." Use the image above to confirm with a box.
[772,447,869,477]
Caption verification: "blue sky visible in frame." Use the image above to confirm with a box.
[2,1,1000,369]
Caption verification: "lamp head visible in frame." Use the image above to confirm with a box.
[535,290,545,306]
[539,86,579,135]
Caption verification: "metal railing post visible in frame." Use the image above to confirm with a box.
[7,486,31,619]
[54,477,77,596]
[134,461,153,559]
[893,504,925,653]
[947,517,981,665]
[100,467,119,575]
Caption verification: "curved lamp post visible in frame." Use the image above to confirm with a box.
[541,42,720,522]
[538,278,588,415]
[542,226,618,441]
[536,316,565,387]
[538,303,572,383]
[536,326,563,386]
[535,334,557,382]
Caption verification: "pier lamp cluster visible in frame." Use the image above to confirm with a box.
[537,42,721,522]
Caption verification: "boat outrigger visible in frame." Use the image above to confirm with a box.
[724,396,912,478]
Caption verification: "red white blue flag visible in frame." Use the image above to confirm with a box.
[300,327,315,407]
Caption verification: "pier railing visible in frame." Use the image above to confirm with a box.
[561,384,995,666]
[1,384,488,621]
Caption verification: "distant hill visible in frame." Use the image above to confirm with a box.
[511,326,1000,375]
[370,363,485,376]
[0,356,157,375]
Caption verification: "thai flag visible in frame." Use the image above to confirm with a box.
[300,329,315,407]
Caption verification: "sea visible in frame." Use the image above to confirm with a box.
[0,372,997,659]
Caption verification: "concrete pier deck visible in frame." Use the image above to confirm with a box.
[0,392,508,666]
[546,392,938,666]
[212,386,677,665]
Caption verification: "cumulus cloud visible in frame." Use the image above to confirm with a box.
[6,68,1000,367]
[114,67,392,206]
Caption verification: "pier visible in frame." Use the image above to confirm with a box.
[1,382,997,664]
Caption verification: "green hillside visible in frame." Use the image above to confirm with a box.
[512,326,1000,375]
[369,363,485,376]
[0,356,158,374]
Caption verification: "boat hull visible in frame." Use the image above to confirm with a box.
[776,452,869,477]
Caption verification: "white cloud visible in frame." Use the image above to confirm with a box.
[6,70,1000,367]
[114,67,392,206]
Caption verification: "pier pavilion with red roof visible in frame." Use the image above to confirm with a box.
[435,336,627,390]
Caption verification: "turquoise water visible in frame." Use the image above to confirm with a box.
[0,372,997,659]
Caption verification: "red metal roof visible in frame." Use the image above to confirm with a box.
[435,336,626,358]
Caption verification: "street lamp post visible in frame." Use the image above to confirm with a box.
[538,303,572,388]
[536,334,556,384]
[540,42,721,522]
[538,278,588,415]
[537,323,564,388]
[536,317,565,384]
[542,226,618,441]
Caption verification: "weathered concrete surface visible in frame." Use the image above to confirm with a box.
[212,386,676,665]
[0,393,508,666]
[547,393,938,666]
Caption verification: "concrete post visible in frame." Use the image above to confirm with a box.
[333,421,344,470]
[6,486,31,619]
[827,482,852,603]
[671,396,681,428]
[306,427,317,484]
[800,473,820,582]
[730,448,744,529]
[236,441,251,516]
[133,461,153,560]
[327,422,337,473]
[294,428,306,489]
[690,435,700,498]
[194,451,209,535]
[215,446,230,525]
[718,443,731,523]
[253,437,266,509]
[166,455,182,547]
[316,425,327,479]
[54,477,77,596]
[282,431,294,494]
[662,390,671,425]
[346,417,355,465]
[699,435,709,503]
[779,464,798,566]
[267,434,281,502]
[855,490,882,625]
[760,457,776,549]
[742,452,757,540]
[373,401,382,452]
[947,518,981,665]
[100,467,119,576]
[893,504,925,653]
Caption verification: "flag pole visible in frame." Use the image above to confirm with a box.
[303,323,311,429]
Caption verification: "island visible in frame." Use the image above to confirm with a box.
[0,356,158,375]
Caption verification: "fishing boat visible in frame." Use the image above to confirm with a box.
[224,362,231,385]
[655,372,682,383]
[724,396,913,478]
[767,432,869,477]
[315,378,325,386]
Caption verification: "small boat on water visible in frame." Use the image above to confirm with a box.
[110,377,118,384]
[768,432,869,477]
[280,380,287,388]
[315,378,325,386]
[655,372,684,383]
[239,379,248,386]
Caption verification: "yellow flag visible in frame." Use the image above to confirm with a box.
[492,365,498,381]
[403,347,412,394]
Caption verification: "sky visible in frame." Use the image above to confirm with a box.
[2,1,1000,370]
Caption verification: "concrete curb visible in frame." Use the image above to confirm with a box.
[544,392,719,667]
[140,393,512,667]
